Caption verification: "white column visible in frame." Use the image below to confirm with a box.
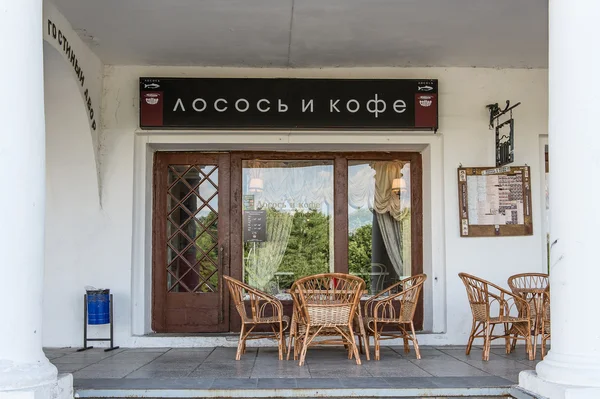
[519,0,600,397]
[0,0,58,395]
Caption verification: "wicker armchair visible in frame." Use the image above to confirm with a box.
[223,275,289,360]
[364,274,427,360]
[507,273,549,358]
[541,288,551,359]
[287,273,365,366]
[459,273,533,361]
[370,263,388,294]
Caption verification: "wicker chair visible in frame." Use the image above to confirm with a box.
[223,275,289,360]
[459,273,533,361]
[364,274,427,360]
[370,263,388,294]
[507,273,549,358]
[540,288,551,359]
[287,273,365,366]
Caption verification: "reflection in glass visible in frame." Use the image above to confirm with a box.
[348,161,411,294]
[242,160,334,293]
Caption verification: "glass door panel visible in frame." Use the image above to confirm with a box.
[241,160,334,294]
[348,160,411,294]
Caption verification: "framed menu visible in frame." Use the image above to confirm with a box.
[458,166,533,237]
[243,210,267,242]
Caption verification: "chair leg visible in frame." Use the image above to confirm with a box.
[526,322,534,361]
[364,337,370,361]
[286,328,294,360]
[466,320,477,355]
[410,322,421,360]
[347,323,361,365]
[531,331,538,360]
[298,327,311,366]
[294,328,302,361]
[236,324,246,361]
[403,333,410,354]
[358,317,370,361]
[296,334,302,361]
[347,336,353,360]
[358,333,364,355]
[504,323,511,354]
[363,332,371,361]
[278,321,285,360]
[482,322,491,361]
[287,316,297,361]
[373,322,381,361]
[541,337,546,360]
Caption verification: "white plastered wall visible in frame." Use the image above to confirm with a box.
[43,43,133,347]
[42,65,548,347]
[42,1,104,199]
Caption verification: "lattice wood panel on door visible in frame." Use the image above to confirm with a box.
[166,164,220,294]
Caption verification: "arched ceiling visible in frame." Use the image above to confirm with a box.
[52,0,548,68]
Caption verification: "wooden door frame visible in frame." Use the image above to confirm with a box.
[152,152,231,333]
[229,151,423,331]
[152,150,423,333]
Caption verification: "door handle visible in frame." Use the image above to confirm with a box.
[218,245,224,271]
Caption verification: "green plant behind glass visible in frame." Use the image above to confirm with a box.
[244,209,331,290]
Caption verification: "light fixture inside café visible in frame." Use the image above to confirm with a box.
[391,174,407,195]
[248,177,264,193]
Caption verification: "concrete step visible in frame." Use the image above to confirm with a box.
[72,376,540,398]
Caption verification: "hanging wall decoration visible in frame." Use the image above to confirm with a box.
[486,101,521,167]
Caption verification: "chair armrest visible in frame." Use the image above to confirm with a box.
[492,286,530,320]
[370,289,409,320]
[245,290,284,321]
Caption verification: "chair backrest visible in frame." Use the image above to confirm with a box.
[458,273,492,322]
[370,263,388,293]
[291,273,365,326]
[507,273,549,293]
[400,274,426,291]
[223,275,280,323]
[508,273,549,317]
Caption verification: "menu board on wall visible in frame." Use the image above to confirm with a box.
[243,210,267,242]
[457,166,533,237]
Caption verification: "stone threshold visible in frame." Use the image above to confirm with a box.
[73,376,530,398]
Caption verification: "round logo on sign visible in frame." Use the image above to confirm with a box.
[418,95,433,107]
[145,93,159,105]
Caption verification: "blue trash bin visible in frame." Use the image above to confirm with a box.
[87,289,110,325]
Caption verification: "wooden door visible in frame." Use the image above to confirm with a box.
[152,152,230,332]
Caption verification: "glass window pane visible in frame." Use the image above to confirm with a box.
[242,160,334,293]
[348,160,411,295]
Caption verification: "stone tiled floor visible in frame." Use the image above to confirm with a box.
[45,345,539,384]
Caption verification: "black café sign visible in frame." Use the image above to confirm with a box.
[139,78,438,130]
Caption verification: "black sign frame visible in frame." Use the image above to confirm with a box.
[140,78,438,131]
[243,210,267,243]
[496,118,515,167]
